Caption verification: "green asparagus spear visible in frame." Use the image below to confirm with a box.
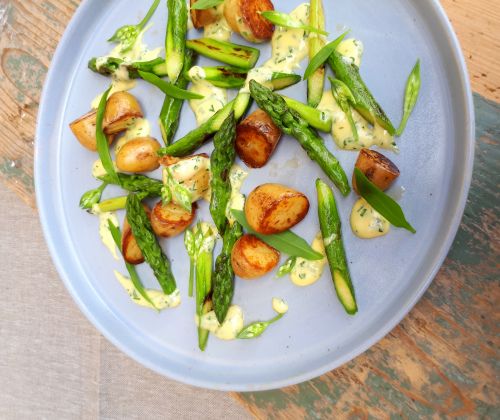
[186,38,260,70]
[210,112,236,234]
[196,250,212,350]
[329,77,359,141]
[159,49,195,145]
[213,221,242,323]
[88,57,168,79]
[108,0,161,53]
[307,0,326,107]
[249,80,350,196]
[328,51,396,135]
[157,99,236,157]
[125,193,177,294]
[80,182,107,210]
[98,173,163,197]
[95,196,128,212]
[186,66,248,89]
[166,0,188,81]
[281,96,332,132]
[157,73,300,157]
[316,179,357,315]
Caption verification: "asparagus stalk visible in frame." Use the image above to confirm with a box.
[328,51,396,135]
[249,80,350,196]
[186,66,248,88]
[79,182,107,210]
[157,73,300,157]
[157,99,237,157]
[316,179,357,314]
[213,222,242,323]
[281,96,332,133]
[186,38,260,70]
[196,251,213,350]
[159,49,195,145]
[307,0,326,107]
[98,173,163,197]
[166,0,188,81]
[88,57,167,79]
[126,193,177,294]
[209,112,237,234]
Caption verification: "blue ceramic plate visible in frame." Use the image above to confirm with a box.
[35,0,474,391]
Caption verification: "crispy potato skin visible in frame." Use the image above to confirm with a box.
[353,148,400,193]
[151,201,196,238]
[69,110,114,151]
[224,0,274,43]
[122,205,151,265]
[116,137,161,173]
[190,0,219,28]
[103,91,143,135]
[236,109,281,168]
[245,183,309,234]
[231,234,280,279]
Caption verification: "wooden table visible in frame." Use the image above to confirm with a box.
[1,0,498,417]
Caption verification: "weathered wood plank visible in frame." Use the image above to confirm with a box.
[234,93,500,418]
[0,0,78,207]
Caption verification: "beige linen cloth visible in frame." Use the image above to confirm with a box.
[0,183,251,419]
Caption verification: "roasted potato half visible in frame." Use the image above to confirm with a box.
[353,148,400,193]
[231,234,280,279]
[190,0,220,28]
[236,109,281,168]
[150,201,196,238]
[122,205,151,265]
[245,183,309,234]
[116,137,161,173]
[69,110,114,151]
[224,0,275,43]
[103,91,143,135]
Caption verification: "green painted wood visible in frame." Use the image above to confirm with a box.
[236,93,500,419]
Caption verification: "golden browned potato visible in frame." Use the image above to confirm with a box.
[245,183,309,234]
[122,205,151,265]
[236,109,281,168]
[224,0,275,43]
[231,234,280,279]
[353,148,400,193]
[69,110,114,151]
[150,201,196,238]
[116,137,161,173]
[103,91,143,135]
[190,0,219,28]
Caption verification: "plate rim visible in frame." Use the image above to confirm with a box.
[34,0,475,391]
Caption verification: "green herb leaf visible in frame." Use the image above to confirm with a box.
[396,59,421,136]
[329,77,359,141]
[79,182,107,210]
[237,313,283,339]
[354,168,416,233]
[303,31,348,80]
[260,11,329,36]
[96,86,119,184]
[107,220,159,311]
[231,210,324,260]
[138,70,204,100]
[191,0,224,10]
[276,256,297,278]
